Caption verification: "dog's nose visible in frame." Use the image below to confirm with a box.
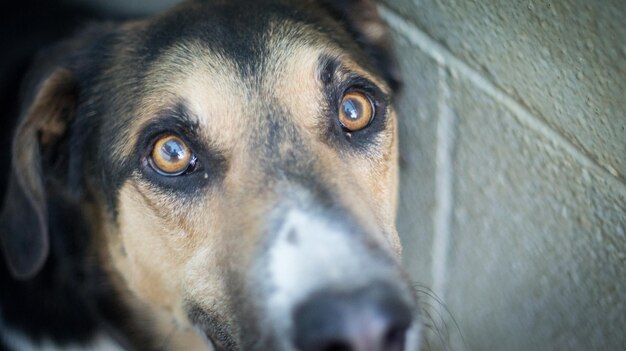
[293,283,412,351]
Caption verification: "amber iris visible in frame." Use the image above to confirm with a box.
[338,91,374,132]
[150,135,193,175]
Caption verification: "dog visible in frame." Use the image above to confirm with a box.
[0,0,421,350]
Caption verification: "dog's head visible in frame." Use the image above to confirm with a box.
[0,0,419,350]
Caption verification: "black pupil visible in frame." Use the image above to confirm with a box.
[342,97,363,121]
[160,139,186,163]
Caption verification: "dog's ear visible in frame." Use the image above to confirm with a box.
[0,68,77,279]
[319,0,401,91]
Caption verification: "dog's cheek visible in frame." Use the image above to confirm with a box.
[380,111,401,254]
[337,116,400,253]
[114,185,182,309]
[99,179,242,348]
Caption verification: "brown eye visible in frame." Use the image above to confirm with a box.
[150,135,194,176]
[338,91,374,132]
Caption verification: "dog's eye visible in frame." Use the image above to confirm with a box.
[338,91,374,132]
[149,135,196,176]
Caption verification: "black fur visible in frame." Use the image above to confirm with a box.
[0,192,98,345]
[0,5,151,350]
[0,185,150,350]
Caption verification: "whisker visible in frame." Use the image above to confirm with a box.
[411,281,466,350]
[412,283,464,343]
[422,308,449,351]
[419,300,451,342]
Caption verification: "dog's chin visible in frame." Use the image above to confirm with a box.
[198,327,283,351]
[196,321,423,351]
[192,327,221,351]
[191,311,422,351]
[186,327,214,351]
[193,326,233,351]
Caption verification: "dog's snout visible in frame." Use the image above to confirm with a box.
[293,283,412,351]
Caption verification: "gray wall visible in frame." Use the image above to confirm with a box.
[381,1,626,350]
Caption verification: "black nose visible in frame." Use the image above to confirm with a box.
[293,283,413,351]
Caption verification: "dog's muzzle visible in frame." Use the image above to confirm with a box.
[249,195,420,351]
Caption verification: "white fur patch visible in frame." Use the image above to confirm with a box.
[263,209,398,350]
[268,209,368,308]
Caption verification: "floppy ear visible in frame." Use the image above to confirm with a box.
[320,0,401,91]
[0,68,77,279]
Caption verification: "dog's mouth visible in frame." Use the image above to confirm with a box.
[189,327,217,351]
[187,282,418,351]
[197,328,228,351]
[182,283,417,349]
[187,306,238,351]
[191,306,417,351]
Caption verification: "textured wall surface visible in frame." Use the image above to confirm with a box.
[381,1,626,350]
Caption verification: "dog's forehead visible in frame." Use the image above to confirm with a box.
[114,1,384,156]
[139,0,336,76]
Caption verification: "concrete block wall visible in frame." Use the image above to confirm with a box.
[381,1,626,350]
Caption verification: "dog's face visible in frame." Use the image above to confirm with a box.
[1,1,419,350]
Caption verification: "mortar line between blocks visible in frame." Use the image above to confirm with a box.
[379,5,626,193]
[431,65,455,309]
